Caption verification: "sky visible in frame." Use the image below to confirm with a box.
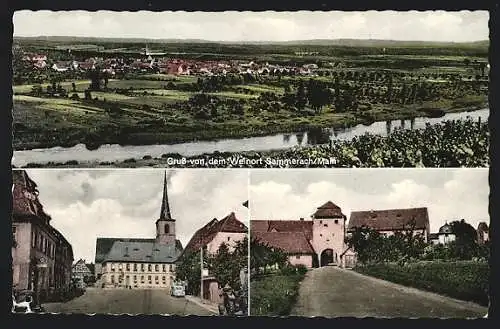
[250,168,489,234]
[13,10,489,42]
[24,169,249,263]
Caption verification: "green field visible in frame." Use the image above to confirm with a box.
[12,39,489,151]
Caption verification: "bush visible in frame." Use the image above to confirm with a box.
[355,261,489,306]
[296,265,308,275]
[250,274,304,316]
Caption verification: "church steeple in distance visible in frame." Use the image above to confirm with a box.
[160,171,174,221]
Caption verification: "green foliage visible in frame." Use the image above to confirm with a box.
[175,249,202,296]
[250,273,305,316]
[355,261,489,306]
[345,222,426,264]
[208,237,248,291]
[176,237,248,295]
[250,237,289,276]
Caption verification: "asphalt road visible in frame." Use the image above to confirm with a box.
[43,288,214,315]
[291,266,488,318]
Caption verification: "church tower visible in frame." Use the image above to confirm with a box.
[156,172,176,245]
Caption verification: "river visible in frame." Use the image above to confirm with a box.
[12,108,489,167]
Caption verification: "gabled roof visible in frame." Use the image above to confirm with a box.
[312,201,345,219]
[252,231,315,255]
[95,237,183,263]
[183,212,247,254]
[103,240,181,264]
[251,220,313,240]
[348,207,429,232]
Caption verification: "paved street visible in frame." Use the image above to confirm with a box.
[292,266,488,318]
[43,288,214,315]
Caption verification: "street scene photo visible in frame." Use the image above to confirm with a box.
[11,10,489,168]
[11,169,249,315]
[249,169,490,318]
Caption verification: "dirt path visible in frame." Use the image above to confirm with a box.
[292,266,487,318]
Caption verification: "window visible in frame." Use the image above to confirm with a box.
[126,275,129,281]
[155,264,159,272]
[295,255,300,259]
[126,263,130,271]
[164,224,169,234]
[155,275,159,282]
[148,264,152,272]
[148,275,151,281]
[141,275,144,283]
[162,276,166,282]
[334,220,339,224]
[141,264,144,271]
[169,265,173,272]
[111,275,115,283]
[133,264,137,272]
[320,234,322,237]
[227,237,230,241]
[133,275,137,282]
[162,264,166,272]
[320,220,323,224]
[323,224,328,227]
[31,231,35,248]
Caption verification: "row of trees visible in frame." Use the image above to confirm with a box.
[175,238,248,296]
[345,219,490,265]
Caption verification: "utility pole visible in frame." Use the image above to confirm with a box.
[200,246,203,303]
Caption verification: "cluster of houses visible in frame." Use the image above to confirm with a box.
[251,201,490,269]
[20,48,320,77]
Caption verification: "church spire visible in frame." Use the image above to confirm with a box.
[160,171,172,220]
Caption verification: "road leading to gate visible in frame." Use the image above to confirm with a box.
[291,266,487,318]
[43,288,214,315]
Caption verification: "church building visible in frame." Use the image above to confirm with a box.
[94,172,183,290]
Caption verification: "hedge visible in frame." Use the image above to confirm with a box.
[250,271,305,316]
[355,260,489,306]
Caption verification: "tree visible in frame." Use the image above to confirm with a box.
[295,81,307,110]
[175,249,202,296]
[209,237,248,290]
[250,237,288,275]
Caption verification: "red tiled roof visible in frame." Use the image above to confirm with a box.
[312,201,345,219]
[183,212,248,253]
[252,231,315,254]
[348,207,429,232]
[251,220,313,240]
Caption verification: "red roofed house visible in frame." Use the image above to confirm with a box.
[347,207,430,240]
[12,170,74,302]
[182,212,248,303]
[252,201,352,268]
[252,202,431,269]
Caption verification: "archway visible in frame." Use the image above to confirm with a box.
[320,249,334,267]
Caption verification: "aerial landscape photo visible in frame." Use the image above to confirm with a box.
[11,10,489,168]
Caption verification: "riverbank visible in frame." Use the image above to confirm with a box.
[13,96,487,151]
[15,116,489,168]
